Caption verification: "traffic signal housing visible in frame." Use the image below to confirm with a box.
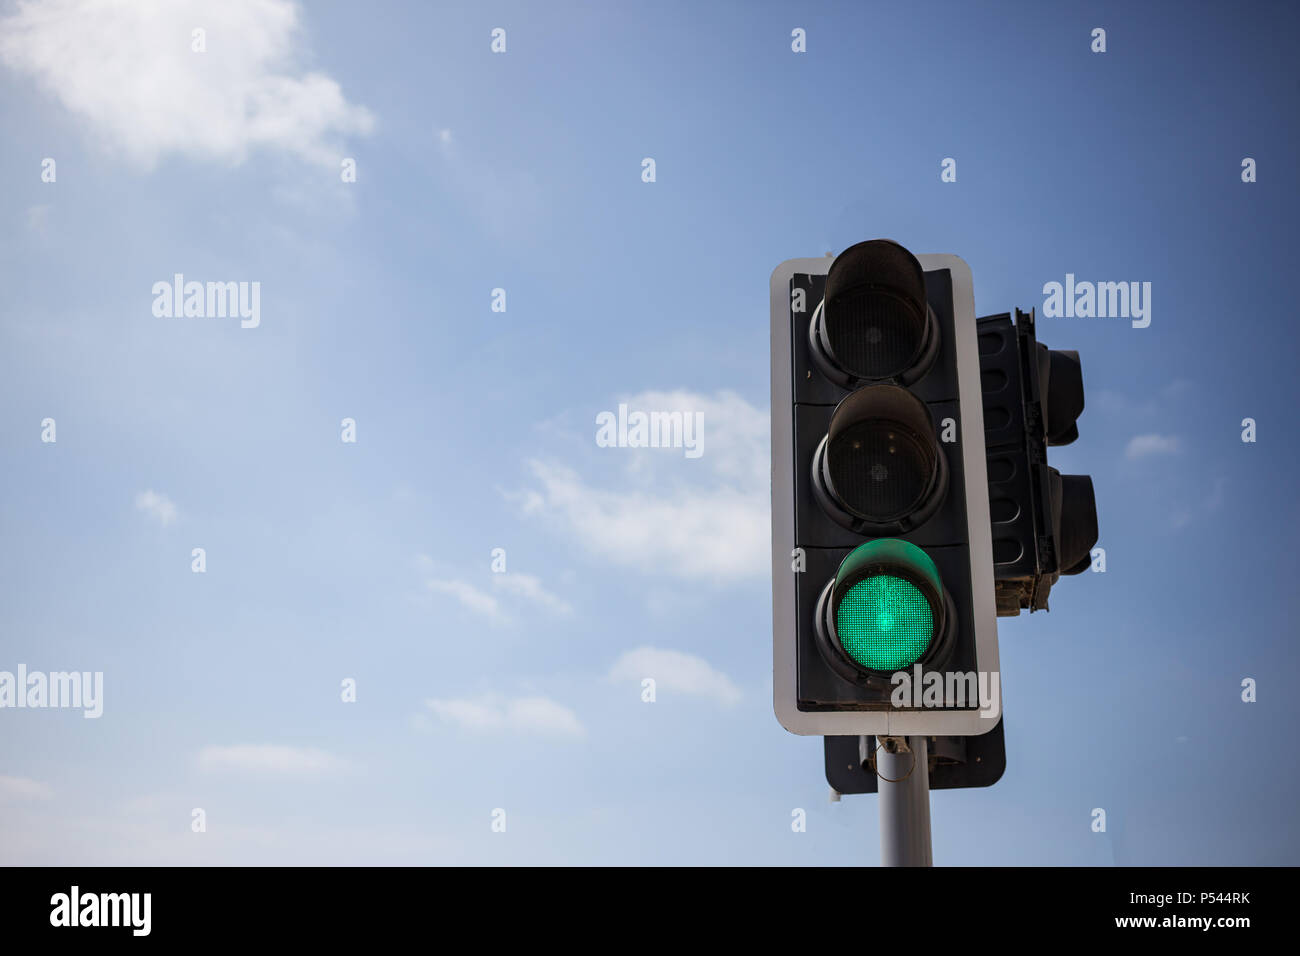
[824,720,1007,795]
[771,241,1000,737]
[978,308,1099,614]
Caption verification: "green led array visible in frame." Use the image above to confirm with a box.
[835,574,934,671]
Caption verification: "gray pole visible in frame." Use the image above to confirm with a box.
[877,735,933,866]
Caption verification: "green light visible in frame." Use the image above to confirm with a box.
[835,574,934,671]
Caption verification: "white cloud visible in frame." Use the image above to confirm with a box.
[519,390,769,584]
[134,489,178,526]
[424,578,504,622]
[0,0,373,170]
[1125,433,1181,459]
[416,555,569,620]
[196,744,346,775]
[425,695,585,738]
[492,573,572,615]
[0,775,54,800]
[607,647,741,706]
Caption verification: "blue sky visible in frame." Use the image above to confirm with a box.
[1,0,1297,865]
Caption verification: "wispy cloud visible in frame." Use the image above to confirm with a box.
[517,390,769,584]
[0,0,373,170]
[424,695,585,738]
[1093,380,1193,419]
[424,578,505,623]
[25,205,51,239]
[607,647,742,706]
[1125,433,1181,460]
[134,489,178,526]
[416,555,570,621]
[1172,477,1227,529]
[196,744,347,775]
[492,573,573,615]
[434,126,544,241]
[0,775,54,800]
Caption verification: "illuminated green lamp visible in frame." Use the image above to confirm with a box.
[832,538,943,672]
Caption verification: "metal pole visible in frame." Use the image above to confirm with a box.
[878,735,933,866]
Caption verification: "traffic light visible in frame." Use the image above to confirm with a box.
[978,308,1099,614]
[771,241,1000,737]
